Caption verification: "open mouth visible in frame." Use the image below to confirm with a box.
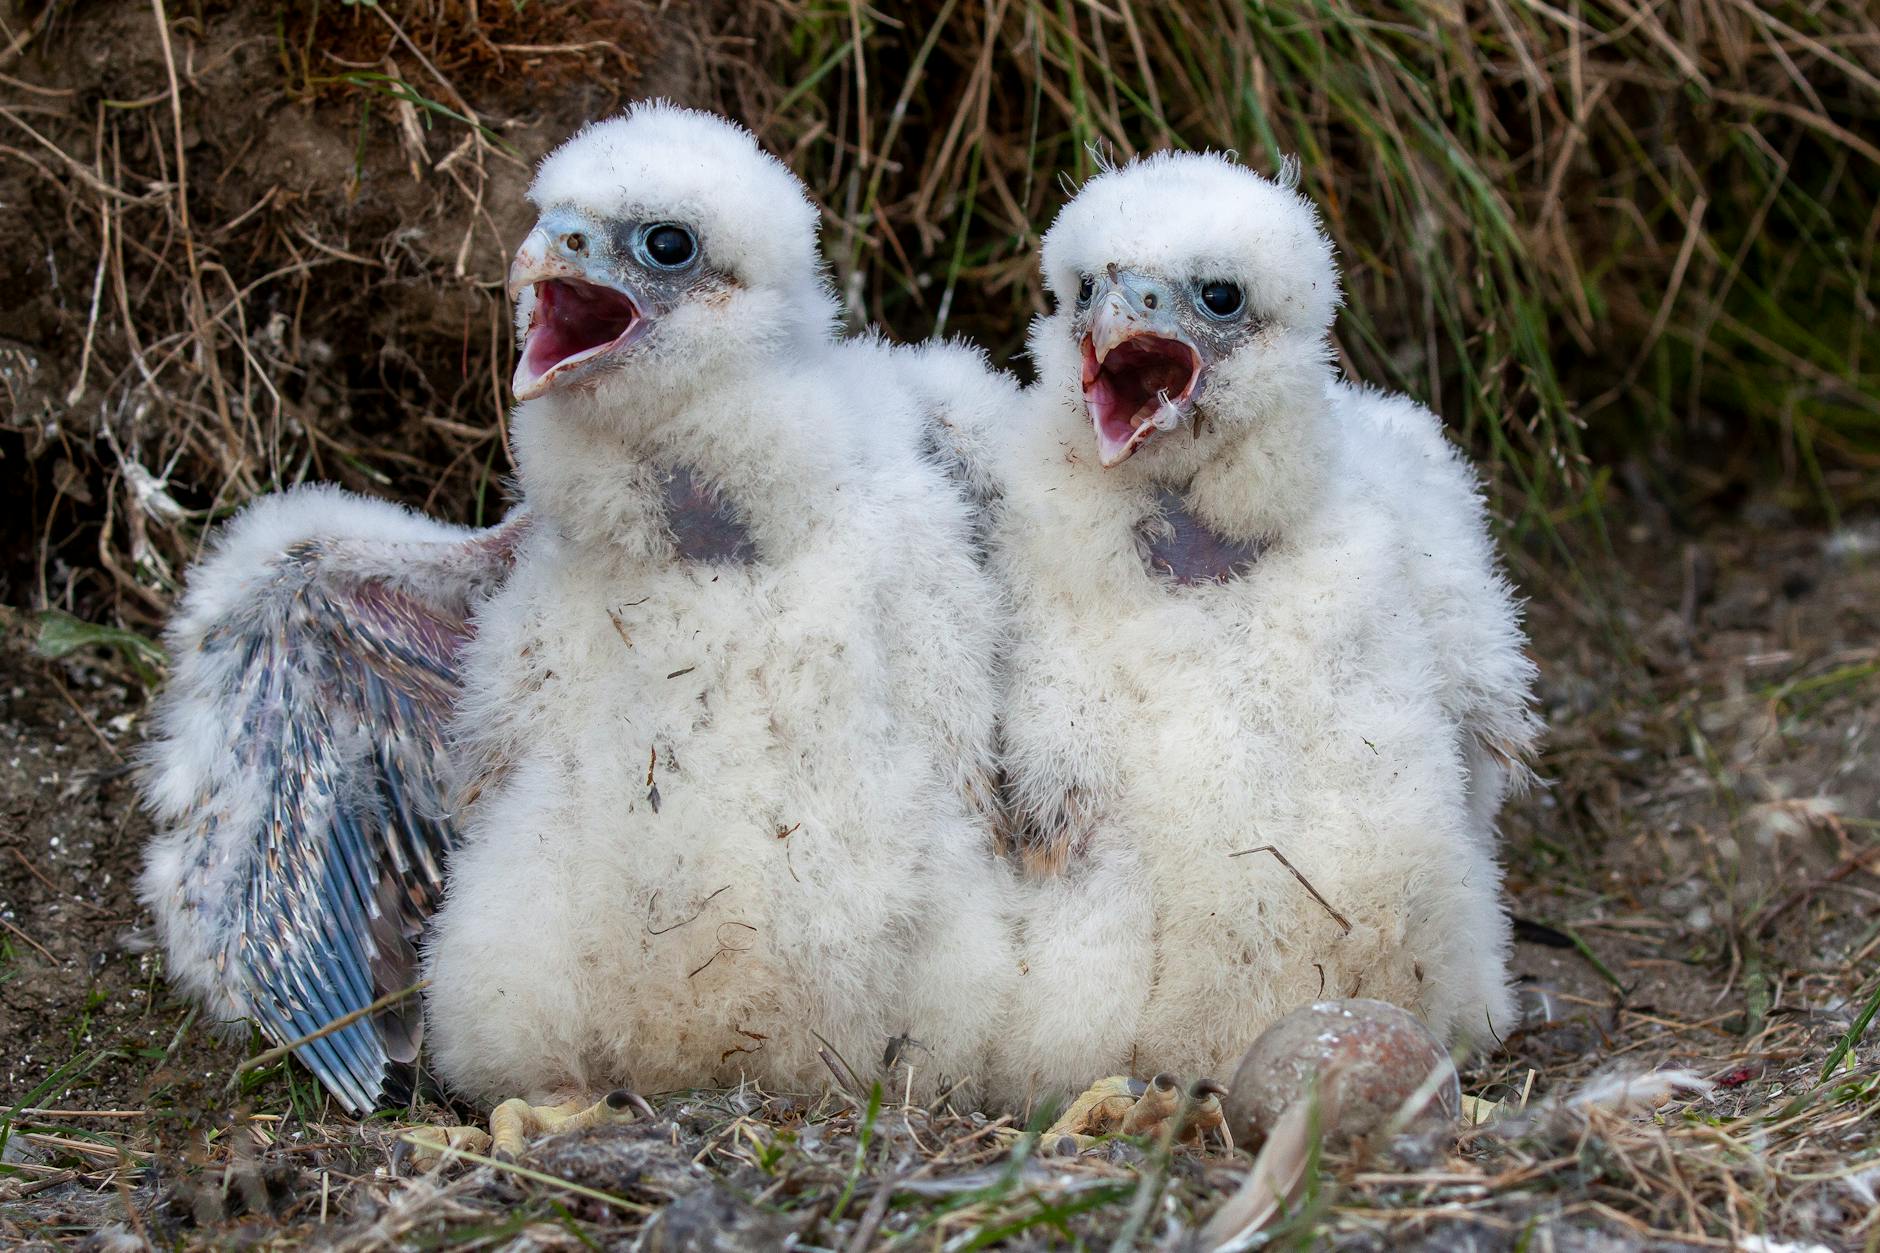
[1082,332,1203,467]
[515,278,643,400]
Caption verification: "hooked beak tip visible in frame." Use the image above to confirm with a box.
[508,227,590,300]
[508,229,545,298]
[1088,294,1141,365]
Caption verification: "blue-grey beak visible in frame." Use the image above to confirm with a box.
[510,211,651,401]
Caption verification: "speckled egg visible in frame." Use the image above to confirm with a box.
[1222,998,1460,1150]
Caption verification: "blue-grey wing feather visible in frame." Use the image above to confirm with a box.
[149,510,523,1114]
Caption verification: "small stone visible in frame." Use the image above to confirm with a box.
[1222,998,1460,1151]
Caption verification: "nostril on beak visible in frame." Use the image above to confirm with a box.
[564,232,587,253]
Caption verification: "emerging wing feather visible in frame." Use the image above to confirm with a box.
[141,493,524,1114]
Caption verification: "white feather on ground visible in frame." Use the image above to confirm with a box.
[1562,1069,1713,1112]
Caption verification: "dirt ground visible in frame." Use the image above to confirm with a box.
[0,0,716,623]
[1,497,1875,1249]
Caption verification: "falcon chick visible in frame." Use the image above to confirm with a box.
[420,103,1017,1137]
[972,151,1540,1101]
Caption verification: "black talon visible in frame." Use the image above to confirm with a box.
[611,1090,657,1119]
[1190,1078,1228,1099]
[1150,1072,1179,1092]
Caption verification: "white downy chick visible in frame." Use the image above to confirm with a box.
[968,150,1538,1100]
[422,103,1019,1108]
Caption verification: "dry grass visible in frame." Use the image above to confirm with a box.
[1,1,1877,1249]
[3,992,1875,1248]
[2,1,1876,628]
[1,0,651,634]
[715,0,1880,540]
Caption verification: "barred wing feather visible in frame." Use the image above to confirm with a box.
[139,489,524,1115]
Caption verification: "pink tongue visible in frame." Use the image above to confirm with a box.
[1094,407,1151,463]
[526,319,581,378]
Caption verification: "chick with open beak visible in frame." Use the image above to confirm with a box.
[1072,266,1254,467]
[964,149,1537,1117]
[509,209,709,400]
[423,102,1025,1167]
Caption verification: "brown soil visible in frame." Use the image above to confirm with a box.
[0,0,714,629]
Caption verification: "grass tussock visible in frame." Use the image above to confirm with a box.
[721,0,1880,543]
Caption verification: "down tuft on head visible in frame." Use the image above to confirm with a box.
[1040,150,1340,336]
[529,100,824,300]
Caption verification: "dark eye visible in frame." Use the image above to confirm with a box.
[644,224,696,268]
[1076,274,1094,306]
[1199,281,1244,319]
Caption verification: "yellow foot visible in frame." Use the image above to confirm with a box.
[398,1123,492,1173]
[1031,1073,1235,1156]
[398,1088,652,1173]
